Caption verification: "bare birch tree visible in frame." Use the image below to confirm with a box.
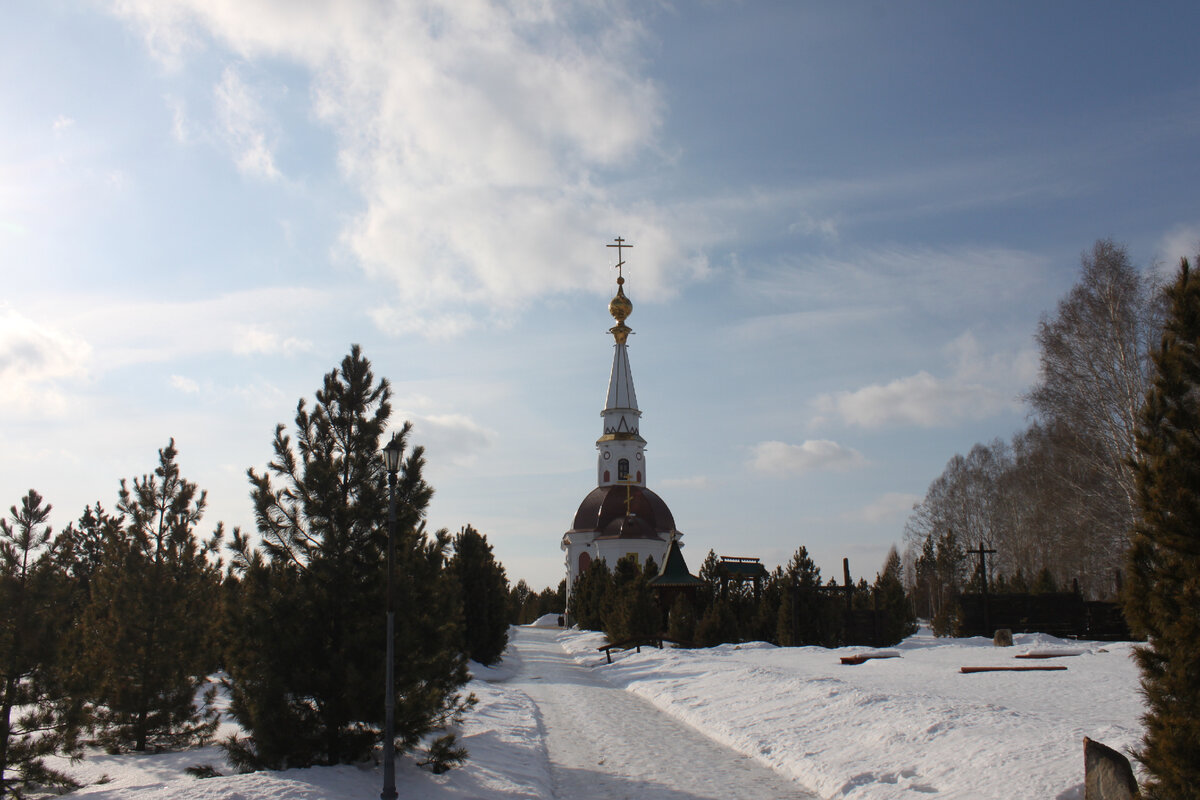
[1026,239,1162,583]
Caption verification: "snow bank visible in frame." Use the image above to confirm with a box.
[527,613,563,628]
[556,629,1144,800]
[46,628,1144,800]
[54,674,552,800]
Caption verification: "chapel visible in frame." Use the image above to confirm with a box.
[561,241,684,599]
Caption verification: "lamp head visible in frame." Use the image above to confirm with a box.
[382,433,403,475]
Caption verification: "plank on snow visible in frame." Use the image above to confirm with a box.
[1013,651,1083,659]
[960,665,1068,674]
[841,653,900,665]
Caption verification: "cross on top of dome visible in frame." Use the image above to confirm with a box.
[607,237,634,342]
[607,236,632,282]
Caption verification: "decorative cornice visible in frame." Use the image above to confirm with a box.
[597,432,646,443]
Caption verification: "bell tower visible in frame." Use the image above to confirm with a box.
[597,237,647,488]
[562,239,681,602]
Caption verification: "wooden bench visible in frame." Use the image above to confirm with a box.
[598,638,663,663]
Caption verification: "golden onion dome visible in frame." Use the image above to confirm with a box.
[609,278,633,324]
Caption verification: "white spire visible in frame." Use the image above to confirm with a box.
[596,238,646,487]
[605,341,639,413]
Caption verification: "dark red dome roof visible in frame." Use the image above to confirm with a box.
[569,485,676,537]
[596,514,658,541]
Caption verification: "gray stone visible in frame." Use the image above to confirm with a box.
[1084,737,1139,800]
[993,628,1013,647]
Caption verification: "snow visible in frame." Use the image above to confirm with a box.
[554,627,1144,799]
[502,626,808,798]
[44,625,1144,799]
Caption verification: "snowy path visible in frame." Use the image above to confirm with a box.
[504,627,816,799]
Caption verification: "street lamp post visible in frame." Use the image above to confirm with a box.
[381,434,403,800]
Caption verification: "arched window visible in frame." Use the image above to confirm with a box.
[579,551,592,573]
[618,458,630,480]
[636,470,642,483]
[603,470,610,483]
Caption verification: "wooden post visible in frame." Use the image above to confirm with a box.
[872,586,880,648]
[791,575,799,646]
[967,541,997,635]
[816,558,857,642]
[843,558,853,613]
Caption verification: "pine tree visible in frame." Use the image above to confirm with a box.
[224,346,469,770]
[696,549,723,614]
[0,491,85,798]
[603,556,660,643]
[776,546,827,646]
[521,583,564,623]
[569,560,612,631]
[913,533,938,619]
[666,594,697,643]
[1125,257,1200,798]
[747,567,784,644]
[508,580,533,624]
[449,525,510,665]
[694,598,737,646]
[52,504,116,607]
[76,442,222,753]
[874,546,917,646]
[1030,566,1059,594]
[610,553,642,590]
[1009,568,1030,594]
[931,529,965,636]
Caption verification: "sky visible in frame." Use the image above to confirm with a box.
[3,1,1199,591]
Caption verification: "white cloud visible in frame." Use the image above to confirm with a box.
[27,287,328,373]
[787,211,839,241]
[169,374,200,393]
[106,2,702,332]
[369,306,484,341]
[231,324,312,357]
[659,475,711,490]
[749,440,867,476]
[738,244,1050,320]
[109,0,202,69]
[214,66,280,180]
[0,308,92,416]
[1158,224,1200,276]
[813,332,1032,429]
[404,412,495,468]
[52,115,76,134]
[815,371,999,429]
[232,379,288,411]
[165,94,189,143]
[843,492,922,524]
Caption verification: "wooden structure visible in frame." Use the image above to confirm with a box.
[648,537,703,612]
[814,558,887,647]
[957,591,1133,640]
[597,636,695,663]
[598,637,663,663]
[955,543,1132,641]
[716,556,769,597]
